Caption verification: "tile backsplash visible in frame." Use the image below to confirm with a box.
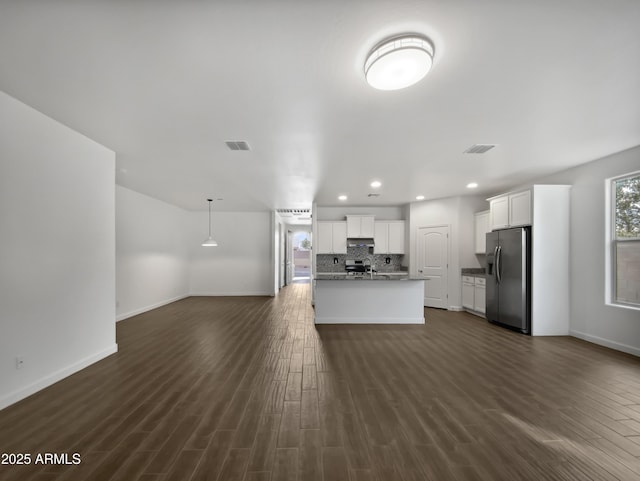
[316,247,405,273]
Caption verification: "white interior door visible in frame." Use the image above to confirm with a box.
[417,226,449,308]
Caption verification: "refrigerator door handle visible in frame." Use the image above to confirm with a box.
[496,245,502,284]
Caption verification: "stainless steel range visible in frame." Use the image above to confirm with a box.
[345,259,374,277]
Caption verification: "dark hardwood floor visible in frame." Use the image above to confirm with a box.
[1,283,640,481]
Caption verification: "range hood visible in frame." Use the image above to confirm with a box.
[347,238,375,247]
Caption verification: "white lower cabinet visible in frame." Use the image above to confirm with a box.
[462,278,475,309]
[474,281,486,314]
[462,275,485,317]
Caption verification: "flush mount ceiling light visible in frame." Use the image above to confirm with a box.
[364,34,434,90]
[202,198,218,247]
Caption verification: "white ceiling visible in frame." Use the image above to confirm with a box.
[1,1,639,212]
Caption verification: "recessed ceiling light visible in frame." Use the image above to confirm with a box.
[338,195,348,201]
[416,195,425,200]
[370,181,382,188]
[467,182,479,189]
[364,34,434,91]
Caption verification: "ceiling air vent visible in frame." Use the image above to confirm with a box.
[464,144,496,154]
[367,193,381,197]
[276,209,311,217]
[225,140,251,151]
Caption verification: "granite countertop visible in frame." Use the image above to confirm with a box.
[315,272,412,281]
[461,268,486,276]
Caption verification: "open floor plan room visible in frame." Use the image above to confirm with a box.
[1,283,639,481]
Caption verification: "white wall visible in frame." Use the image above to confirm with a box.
[409,195,488,309]
[458,195,490,269]
[0,91,117,409]
[188,211,273,296]
[116,186,189,321]
[273,212,283,292]
[317,206,404,221]
[530,146,640,355]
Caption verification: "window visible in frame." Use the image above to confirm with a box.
[611,172,640,307]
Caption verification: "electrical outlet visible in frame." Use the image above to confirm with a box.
[15,357,24,370]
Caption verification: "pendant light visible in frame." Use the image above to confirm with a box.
[202,198,218,247]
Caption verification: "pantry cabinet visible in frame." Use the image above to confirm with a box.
[485,184,571,336]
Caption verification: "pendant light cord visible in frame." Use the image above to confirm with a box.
[208,199,212,237]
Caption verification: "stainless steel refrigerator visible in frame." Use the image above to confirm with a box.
[486,227,531,334]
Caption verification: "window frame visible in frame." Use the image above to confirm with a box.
[606,170,640,310]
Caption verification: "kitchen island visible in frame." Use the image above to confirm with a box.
[314,274,425,324]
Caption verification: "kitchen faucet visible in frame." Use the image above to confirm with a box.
[363,257,374,278]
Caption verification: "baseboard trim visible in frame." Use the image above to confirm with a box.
[0,344,118,411]
[189,291,273,297]
[117,294,189,321]
[570,330,640,357]
[314,317,425,325]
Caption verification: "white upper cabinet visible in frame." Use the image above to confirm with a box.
[474,210,490,254]
[374,221,405,254]
[332,222,347,253]
[509,190,532,227]
[316,221,347,254]
[489,189,531,230]
[489,196,510,230]
[374,222,388,253]
[316,222,333,254]
[346,215,375,238]
[387,221,405,254]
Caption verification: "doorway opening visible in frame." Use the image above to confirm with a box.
[290,230,312,283]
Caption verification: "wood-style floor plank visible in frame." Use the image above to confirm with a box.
[298,430,322,481]
[1,284,639,481]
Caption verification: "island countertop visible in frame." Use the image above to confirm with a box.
[315,272,412,280]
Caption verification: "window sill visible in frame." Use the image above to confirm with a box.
[606,301,640,312]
